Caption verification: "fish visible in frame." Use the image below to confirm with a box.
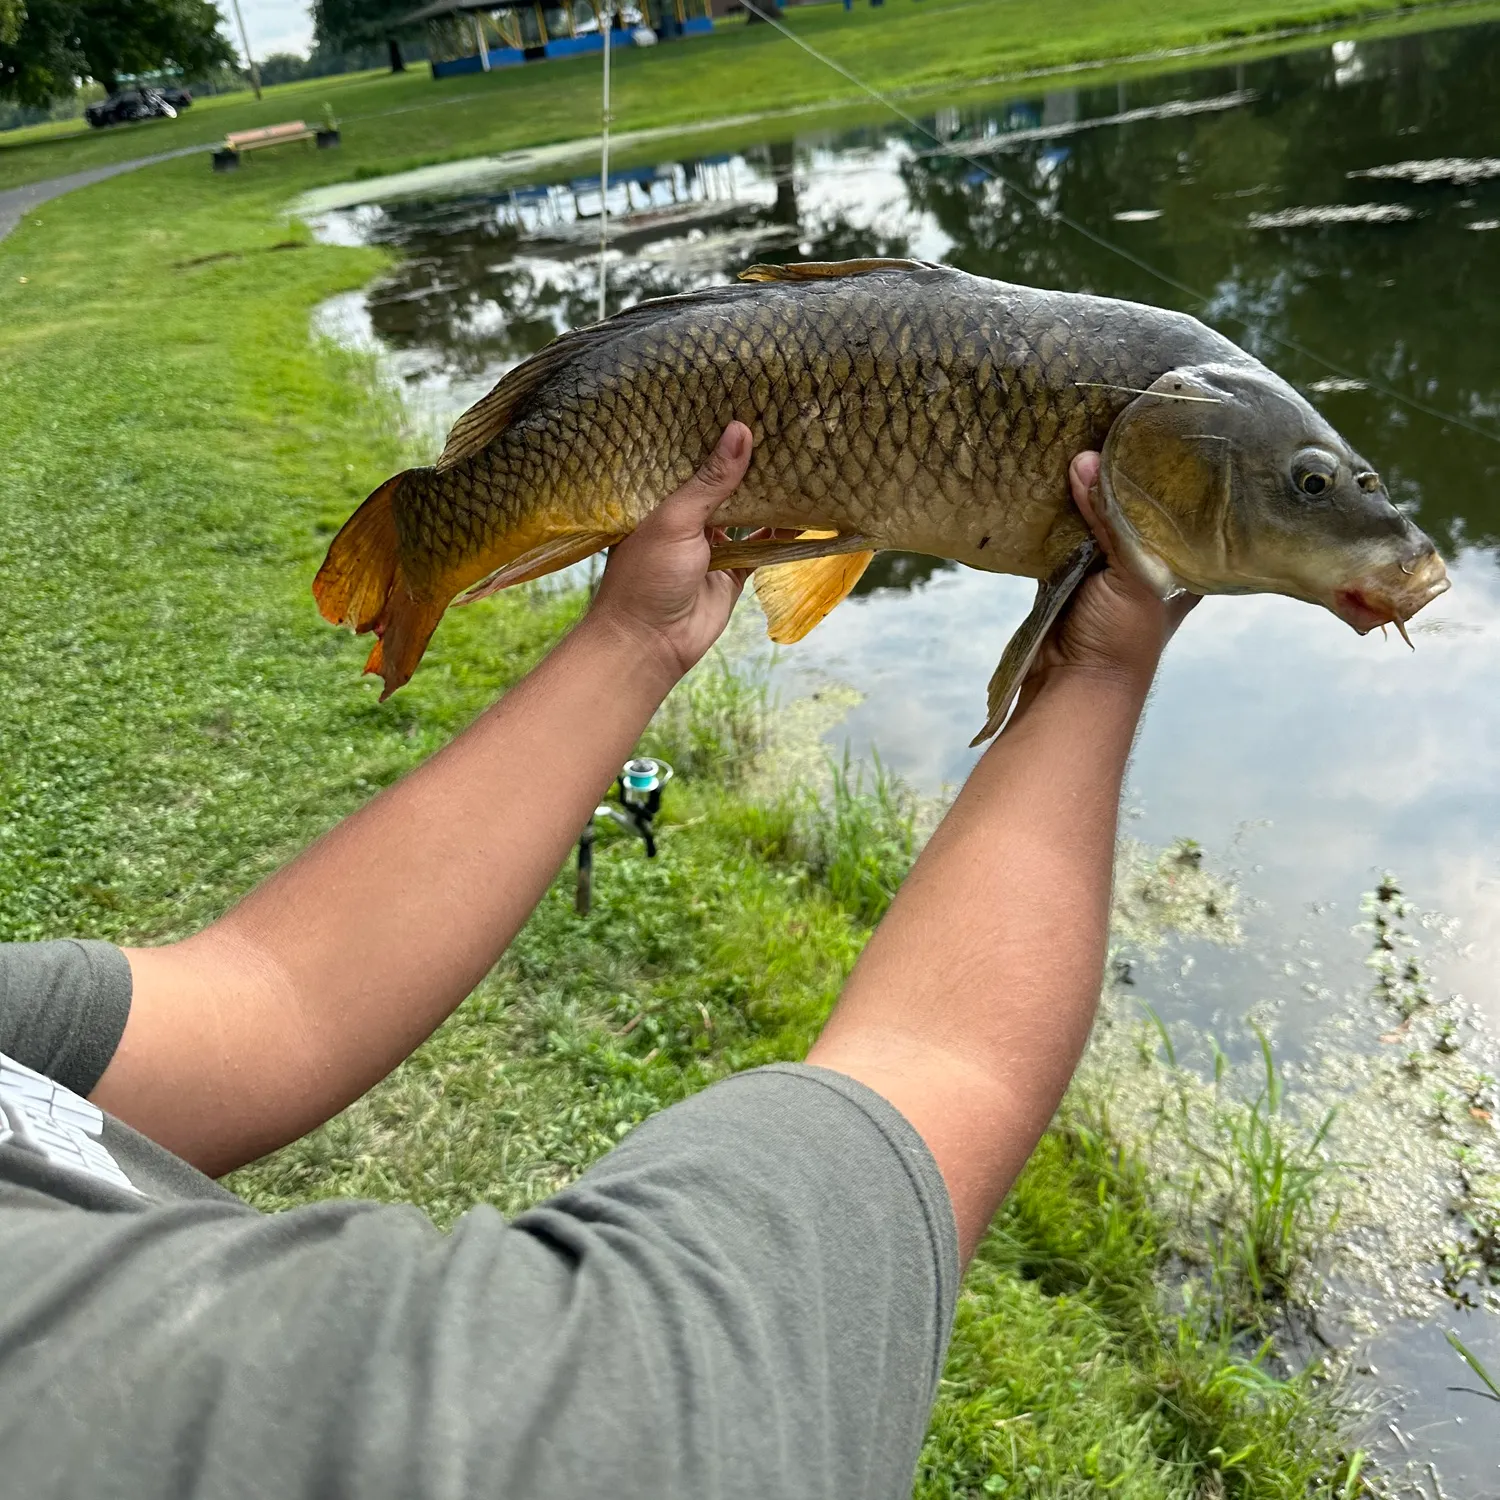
[314,258,1450,743]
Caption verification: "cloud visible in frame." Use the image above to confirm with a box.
[238,0,316,60]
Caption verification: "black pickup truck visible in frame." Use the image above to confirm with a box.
[84,86,193,129]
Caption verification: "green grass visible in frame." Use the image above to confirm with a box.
[5,0,1500,195]
[792,748,918,925]
[1186,1029,1343,1322]
[1445,1329,1500,1402]
[0,6,1412,1491]
[920,1124,1355,1500]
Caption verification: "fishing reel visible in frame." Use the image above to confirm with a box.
[575,757,673,915]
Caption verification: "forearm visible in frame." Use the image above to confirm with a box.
[807,662,1151,1260]
[217,610,673,1019]
[106,611,677,1172]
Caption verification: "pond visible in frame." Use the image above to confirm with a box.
[303,17,1500,1487]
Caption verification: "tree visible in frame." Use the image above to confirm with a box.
[0,0,235,106]
[257,50,310,87]
[312,0,418,52]
[0,0,76,105]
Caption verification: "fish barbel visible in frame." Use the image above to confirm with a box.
[315,258,1449,741]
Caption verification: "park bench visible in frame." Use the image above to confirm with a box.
[213,120,339,172]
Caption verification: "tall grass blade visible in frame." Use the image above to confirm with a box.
[1445,1329,1500,1401]
[1139,1001,1177,1068]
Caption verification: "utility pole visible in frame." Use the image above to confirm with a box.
[229,0,263,101]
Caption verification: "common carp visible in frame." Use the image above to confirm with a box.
[314,258,1450,742]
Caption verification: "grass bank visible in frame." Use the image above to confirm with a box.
[8,6,1500,1492]
[0,151,1369,1499]
[5,0,1500,194]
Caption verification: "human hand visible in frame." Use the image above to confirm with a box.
[589,422,755,685]
[1021,451,1198,699]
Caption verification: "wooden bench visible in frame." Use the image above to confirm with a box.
[213,121,336,172]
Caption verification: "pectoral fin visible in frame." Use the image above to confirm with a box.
[708,531,875,572]
[969,538,1102,747]
[755,532,877,643]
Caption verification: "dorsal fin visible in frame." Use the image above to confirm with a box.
[436,280,797,472]
[739,258,943,283]
[437,348,572,471]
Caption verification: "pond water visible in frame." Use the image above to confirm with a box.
[305,18,1500,1488]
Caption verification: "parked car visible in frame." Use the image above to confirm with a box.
[84,88,182,129]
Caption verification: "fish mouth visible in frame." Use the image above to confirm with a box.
[1330,550,1451,636]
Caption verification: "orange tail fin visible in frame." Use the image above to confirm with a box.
[313,470,444,700]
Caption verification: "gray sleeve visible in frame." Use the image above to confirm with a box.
[0,939,132,1094]
[0,1063,958,1500]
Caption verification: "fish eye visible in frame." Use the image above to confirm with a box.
[1291,448,1339,499]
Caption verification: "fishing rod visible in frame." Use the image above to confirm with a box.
[734,0,1500,448]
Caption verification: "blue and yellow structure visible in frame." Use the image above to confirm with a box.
[405,0,713,76]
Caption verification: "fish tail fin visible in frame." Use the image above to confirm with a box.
[314,469,443,699]
[362,595,446,701]
[314,470,410,632]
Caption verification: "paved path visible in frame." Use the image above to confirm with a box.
[0,144,211,241]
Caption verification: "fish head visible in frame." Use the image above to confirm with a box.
[1096,362,1449,632]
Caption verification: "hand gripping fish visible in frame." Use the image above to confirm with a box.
[314,258,1450,743]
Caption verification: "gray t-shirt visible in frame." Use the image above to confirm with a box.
[0,940,958,1499]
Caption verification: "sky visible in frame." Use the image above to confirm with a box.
[230,0,317,62]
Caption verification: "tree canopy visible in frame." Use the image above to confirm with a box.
[0,0,235,106]
[312,0,419,52]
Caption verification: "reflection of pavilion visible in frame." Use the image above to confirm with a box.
[481,156,746,241]
[405,0,712,76]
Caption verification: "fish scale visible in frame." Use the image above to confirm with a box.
[390,263,1223,600]
[314,258,1447,741]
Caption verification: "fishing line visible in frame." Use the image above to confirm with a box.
[1074,382,1220,402]
[734,0,1500,447]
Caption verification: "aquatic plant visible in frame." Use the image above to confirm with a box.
[1124,1015,1343,1334]
[1187,1029,1342,1321]
[1345,876,1500,1313]
[1110,838,1242,956]
[1361,874,1434,1024]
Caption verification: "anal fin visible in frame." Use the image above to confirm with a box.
[969,538,1102,747]
[457,531,625,604]
[755,532,876,643]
